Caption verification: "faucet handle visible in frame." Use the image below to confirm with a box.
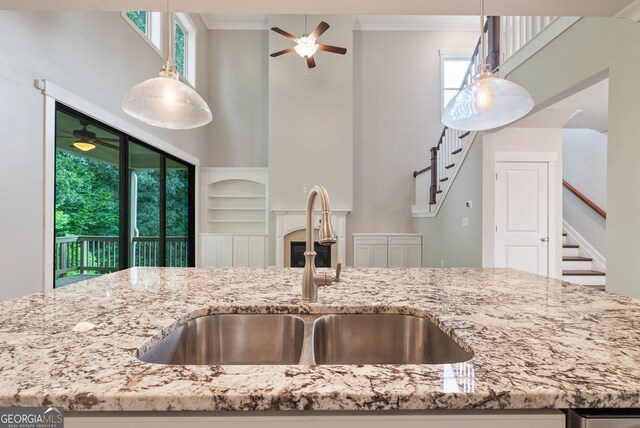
[334,261,342,282]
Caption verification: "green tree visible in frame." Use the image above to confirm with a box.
[126,11,147,34]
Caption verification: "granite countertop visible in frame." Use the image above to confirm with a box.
[1,267,640,412]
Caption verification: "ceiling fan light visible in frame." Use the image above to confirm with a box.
[72,140,96,152]
[295,37,318,58]
[122,71,212,130]
[441,69,534,131]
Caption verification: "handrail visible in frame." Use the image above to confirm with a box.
[563,180,606,219]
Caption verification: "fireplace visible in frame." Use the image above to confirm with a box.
[273,209,349,268]
[290,241,332,268]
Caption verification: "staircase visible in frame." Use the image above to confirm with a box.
[561,232,606,291]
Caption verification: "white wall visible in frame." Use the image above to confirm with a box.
[352,30,477,235]
[0,11,210,301]
[563,129,607,257]
[482,128,563,279]
[207,30,268,167]
[503,17,640,297]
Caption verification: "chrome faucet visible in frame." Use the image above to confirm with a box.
[302,185,342,302]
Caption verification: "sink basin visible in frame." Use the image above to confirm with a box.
[139,314,305,365]
[312,314,473,365]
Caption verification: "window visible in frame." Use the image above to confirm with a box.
[174,13,197,85]
[54,104,195,287]
[440,51,472,110]
[123,11,162,55]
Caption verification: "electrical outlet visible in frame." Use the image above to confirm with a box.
[462,217,469,227]
[440,260,445,268]
[303,187,308,193]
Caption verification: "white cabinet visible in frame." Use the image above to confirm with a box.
[200,234,266,268]
[199,168,268,268]
[200,235,233,267]
[67,410,565,427]
[233,235,267,268]
[354,235,388,267]
[388,235,422,268]
[353,234,422,268]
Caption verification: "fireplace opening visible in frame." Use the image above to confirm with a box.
[290,241,331,268]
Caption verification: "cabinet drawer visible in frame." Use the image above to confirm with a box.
[387,235,421,246]
[353,235,388,246]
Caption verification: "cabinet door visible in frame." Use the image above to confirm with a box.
[233,236,249,267]
[405,245,422,267]
[201,236,233,267]
[371,245,388,267]
[248,236,266,268]
[353,245,372,267]
[387,245,405,268]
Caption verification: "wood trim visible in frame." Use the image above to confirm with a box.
[563,180,606,219]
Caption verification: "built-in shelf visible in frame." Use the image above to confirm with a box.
[201,168,268,235]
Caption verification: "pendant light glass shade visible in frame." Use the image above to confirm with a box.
[122,65,212,130]
[441,65,534,131]
[122,0,212,130]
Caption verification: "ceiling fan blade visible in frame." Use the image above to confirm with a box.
[317,44,347,55]
[309,21,330,41]
[270,47,295,58]
[271,27,298,41]
[91,138,119,150]
[306,56,316,69]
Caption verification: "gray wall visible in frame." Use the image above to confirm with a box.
[268,14,354,211]
[563,129,607,257]
[207,30,268,167]
[352,30,477,234]
[415,134,483,267]
[0,11,210,300]
[504,17,640,297]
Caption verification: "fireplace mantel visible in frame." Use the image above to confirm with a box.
[273,209,349,268]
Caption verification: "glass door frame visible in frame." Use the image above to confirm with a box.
[54,103,195,287]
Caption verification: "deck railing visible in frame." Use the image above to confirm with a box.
[55,236,189,279]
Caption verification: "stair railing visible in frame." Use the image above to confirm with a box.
[413,15,558,212]
[563,180,607,219]
[413,18,495,208]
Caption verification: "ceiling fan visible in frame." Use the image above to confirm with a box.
[58,121,119,152]
[270,20,347,69]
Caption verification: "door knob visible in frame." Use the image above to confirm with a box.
[540,237,549,242]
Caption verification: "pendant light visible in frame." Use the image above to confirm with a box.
[441,0,534,131]
[122,0,212,130]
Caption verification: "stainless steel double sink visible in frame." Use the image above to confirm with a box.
[138,313,473,366]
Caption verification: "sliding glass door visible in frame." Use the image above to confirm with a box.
[54,104,195,287]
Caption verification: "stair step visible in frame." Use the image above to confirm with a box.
[563,244,579,248]
[563,233,567,236]
[459,131,471,139]
[445,163,455,170]
[435,190,443,194]
[563,256,592,262]
[439,177,449,182]
[563,270,605,276]
[451,148,462,155]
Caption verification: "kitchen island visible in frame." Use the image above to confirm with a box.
[1,267,639,426]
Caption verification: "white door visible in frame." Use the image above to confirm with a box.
[495,162,549,276]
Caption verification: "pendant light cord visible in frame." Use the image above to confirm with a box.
[479,0,485,68]
[167,0,173,66]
